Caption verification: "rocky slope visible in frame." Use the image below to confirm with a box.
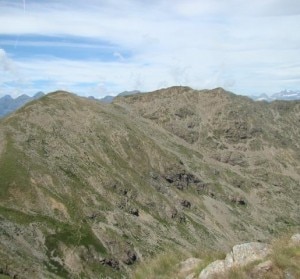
[0,87,299,278]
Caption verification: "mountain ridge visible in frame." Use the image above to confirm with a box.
[1,87,299,118]
[0,87,299,278]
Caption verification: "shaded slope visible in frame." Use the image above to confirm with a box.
[114,86,300,237]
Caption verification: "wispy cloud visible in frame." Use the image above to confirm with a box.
[0,0,300,97]
[0,49,16,73]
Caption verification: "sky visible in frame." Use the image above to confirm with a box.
[0,0,300,98]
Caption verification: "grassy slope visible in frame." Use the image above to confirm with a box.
[0,88,299,278]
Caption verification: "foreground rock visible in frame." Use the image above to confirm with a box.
[199,242,271,279]
[197,234,300,279]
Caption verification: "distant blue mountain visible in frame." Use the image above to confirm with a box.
[99,95,115,103]
[98,90,140,103]
[252,90,300,101]
[0,92,45,118]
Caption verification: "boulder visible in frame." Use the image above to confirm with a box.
[129,208,139,216]
[199,260,225,279]
[230,196,247,205]
[229,242,271,266]
[100,258,119,269]
[122,250,137,265]
[164,170,202,190]
[199,242,271,279]
[290,234,300,246]
[181,200,191,208]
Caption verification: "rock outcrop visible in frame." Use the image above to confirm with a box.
[194,234,300,279]
[199,242,271,279]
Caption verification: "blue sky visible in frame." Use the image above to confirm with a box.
[0,0,300,98]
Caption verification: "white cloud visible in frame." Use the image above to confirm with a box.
[113,52,125,61]
[171,0,300,17]
[0,0,299,96]
[0,48,16,72]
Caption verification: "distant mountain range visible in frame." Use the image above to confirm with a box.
[0,92,45,118]
[0,90,139,118]
[251,90,300,101]
[98,90,140,103]
[1,89,299,118]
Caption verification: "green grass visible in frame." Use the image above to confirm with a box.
[0,205,108,276]
[271,236,300,278]
[44,223,108,278]
[0,136,31,199]
[0,205,51,225]
[222,267,247,279]
[44,259,69,278]
[45,223,107,255]
[0,205,106,255]
[132,248,187,279]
